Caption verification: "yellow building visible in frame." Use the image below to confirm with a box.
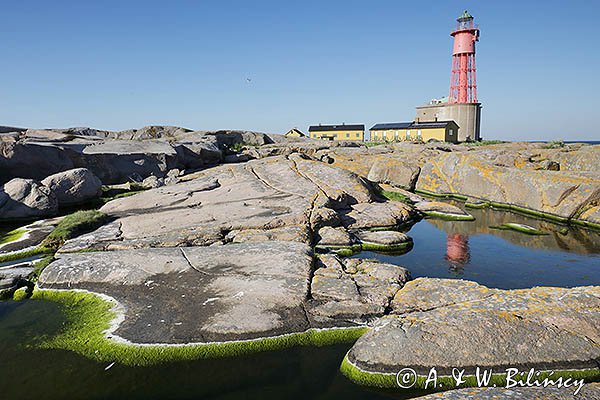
[284,128,306,138]
[370,120,460,143]
[308,124,365,141]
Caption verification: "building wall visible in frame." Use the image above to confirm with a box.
[415,103,481,141]
[371,128,447,142]
[310,130,364,141]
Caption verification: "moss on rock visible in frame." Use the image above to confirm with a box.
[41,210,109,250]
[12,286,32,301]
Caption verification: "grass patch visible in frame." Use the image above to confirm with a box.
[41,210,109,250]
[490,223,548,235]
[29,288,368,366]
[0,247,52,264]
[340,354,600,390]
[364,142,388,148]
[101,190,145,203]
[0,227,26,245]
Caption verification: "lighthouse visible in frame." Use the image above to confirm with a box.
[415,10,482,141]
[449,10,479,104]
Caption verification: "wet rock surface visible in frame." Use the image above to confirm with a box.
[347,278,600,375]
[38,243,412,342]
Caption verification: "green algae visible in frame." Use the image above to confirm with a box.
[340,354,600,391]
[12,286,32,301]
[414,189,468,202]
[0,228,26,245]
[414,189,600,231]
[379,190,414,205]
[0,247,52,264]
[490,223,548,236]
[29,288,368,366]
[319,241,413,257]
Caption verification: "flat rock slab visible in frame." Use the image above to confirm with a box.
[348,278,600,375]
[307,255,411,327]
[316,226,356,247]
[39,241,314,343]
[415,383,600,399]
[355,230,411,245]
[0,219,56,254]
[57,156,418,251]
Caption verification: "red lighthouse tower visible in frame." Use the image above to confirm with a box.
[449,10,479,104]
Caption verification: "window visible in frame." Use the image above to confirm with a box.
[417,130,422,140]
[449,129,454,136]
[382,131,387,140]
[346,133,350,138]
[356,133,360,138]
[406,130,411,140]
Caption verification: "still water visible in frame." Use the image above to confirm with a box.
[357,206,600,289]
[1,206,599,399]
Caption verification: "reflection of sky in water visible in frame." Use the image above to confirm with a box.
[356,208,600,290]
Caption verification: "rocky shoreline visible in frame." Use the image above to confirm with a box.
[1,126,599,397]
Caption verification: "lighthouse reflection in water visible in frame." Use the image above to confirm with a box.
[445,233,471,273]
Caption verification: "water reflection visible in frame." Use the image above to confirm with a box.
[445,233,470,274]
[426,204,600,255]
[355,204,600,289]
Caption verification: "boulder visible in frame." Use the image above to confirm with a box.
[355,230,411,246]
[340,202,417,229]
[41,168,102,206]
[141,175,164,189]
[414,200,475,220]
[316,226,355,247]
[367,158,421,190]
[0,178,58,220]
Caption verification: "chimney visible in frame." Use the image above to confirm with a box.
[415,117,420,123]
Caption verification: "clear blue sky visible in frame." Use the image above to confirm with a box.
[2,0,599,141]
